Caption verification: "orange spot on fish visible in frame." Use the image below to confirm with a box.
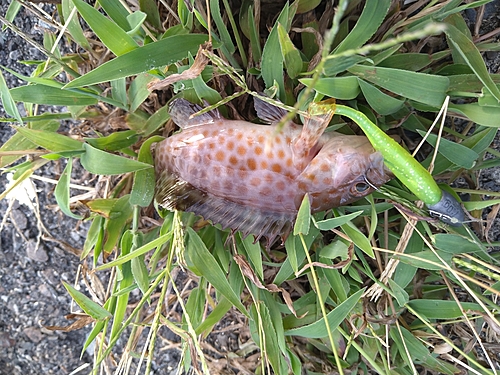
[227,140,235,151]
[261,160,268,169]
[276,180,286,190]
[271,163,282,173]
[250,177,261,186]
[255,146,263,155]
[208,142,216,150]
[215,150,225,162]
[237,145,247,156]
[257,135,265,143]
[320,163,329,172]
[323,177,333,185]
[277,150,285,159]
[298,181,308,191]
[236,133,244,141]
[286,158,293,167]
[229,155,238,165]
[247,158,257,170]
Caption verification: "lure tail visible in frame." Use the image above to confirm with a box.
[331,104,464,226]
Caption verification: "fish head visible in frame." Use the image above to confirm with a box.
[300,135,393,210]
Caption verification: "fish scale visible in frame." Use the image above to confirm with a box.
[155,98,392,244]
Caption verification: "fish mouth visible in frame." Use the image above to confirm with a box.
[365,152,394,188]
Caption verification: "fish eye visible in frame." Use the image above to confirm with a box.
[354,182,370,193]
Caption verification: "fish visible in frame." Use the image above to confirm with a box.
[155,97,392,244]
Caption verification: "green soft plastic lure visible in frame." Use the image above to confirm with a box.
[333,104,464,226]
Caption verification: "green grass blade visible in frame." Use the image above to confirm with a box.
[323,55,366,77]
[128,73,156,112]
[448,102,500,127]
[4,0,21,29]
[84,130,140,152]
[445,23,500,102]
[358,78,405,115]
[348,65,449,107]
[71,0,138,56]
[314,210,363,231]
[103,196,134,254]
[10,84,98,106]
[63,282,111,320]
[186,227,249,317]
[417,130,479,169]
[139,0,161,29]
[433,233,483,254]
[334,0,391,53]
[0,121,59,168]
[294,194,310,236]
[277,23,303,79]
[390,327,457,375]
[239,234,264,281]
[407,299,484,319]
[210,0,235,55]
[54,157,83,219]
[0,69,23,125]
[96,232,173,270]
[261,3,296,100]
[301,76,360,100]
[98,0,130,31]
[14,126,84,152]
[130,136,163,207]
[142,105,170,136]
[336,210,373,258]
[285,288,364,338]
[80,143,152,175]
[64,34,208,88]
[244,3,262,63]
[62,0,91,50]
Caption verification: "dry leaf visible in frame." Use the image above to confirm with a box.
[148,42,212,91]
[43,313,95,332]
[234,254,299,317]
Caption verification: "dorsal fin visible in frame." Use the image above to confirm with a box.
[254,96,288,124]
[155,171,293,246]
[169,98,221,128]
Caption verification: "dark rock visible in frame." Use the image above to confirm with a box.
[23,327,44,343]
[25,240,48,262]
[10,209,28,230]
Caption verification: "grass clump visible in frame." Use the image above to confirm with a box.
[1,0,500,374]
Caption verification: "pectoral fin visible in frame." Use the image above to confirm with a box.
[293,99,336,164]
[155,171,293,246]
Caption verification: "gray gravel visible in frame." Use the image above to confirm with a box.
[0,3,92,374]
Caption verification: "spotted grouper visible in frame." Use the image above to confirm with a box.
[155,97,392,243]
